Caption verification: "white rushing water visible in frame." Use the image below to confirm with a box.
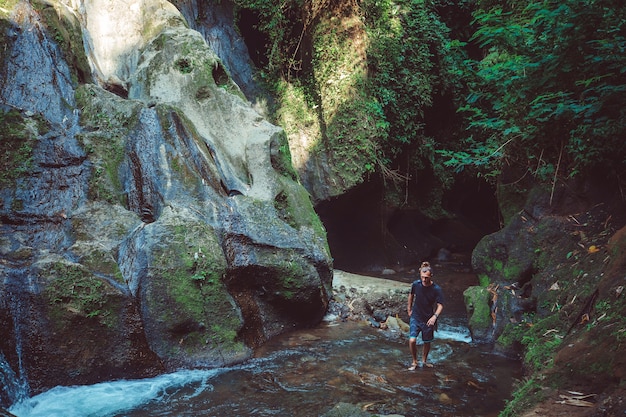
[8,369,223,417]
[435,321,473,343]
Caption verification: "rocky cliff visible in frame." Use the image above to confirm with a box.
[0,0,331,405]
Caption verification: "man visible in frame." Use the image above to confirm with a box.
[407,261,444,369]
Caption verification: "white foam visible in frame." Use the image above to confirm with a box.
[436,323,472,343]
[9,369,220,417]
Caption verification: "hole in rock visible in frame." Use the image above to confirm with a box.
[315,177,499,273]
[175,58,193,74]
[212,63,230,87]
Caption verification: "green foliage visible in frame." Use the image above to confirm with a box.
[593,299,626,342]
[441,0,626,183]
[499,377,545,417]
[363,0,453,151]
[360,0,469,190]
[233,0,303,79]
[498,313,564,373]
[235,0,465,196]
[0,110,39,186]
[0,0,19,16]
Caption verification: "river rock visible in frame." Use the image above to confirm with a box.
[321,402,405,417]
[321,403,371,417]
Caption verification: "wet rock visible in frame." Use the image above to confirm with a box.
[329,270,413,343]
[321,403,370,417]
[349,298,372,316]
[368,317,381,328]
[384,316,409,333]
[0,407,18,417]
[321,402,406,417]
[372,310,387,323]
[0,0,332,399]
[324,300,351,322]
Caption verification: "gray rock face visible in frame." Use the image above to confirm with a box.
[0,0,331,402]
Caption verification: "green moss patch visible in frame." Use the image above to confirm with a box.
[0,110,37,187]
[41,261,123,329]
[75,85,140,204]
[463,286,492,331]
[147,220,243,354]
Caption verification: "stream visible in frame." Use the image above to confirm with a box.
[8,263,522,417]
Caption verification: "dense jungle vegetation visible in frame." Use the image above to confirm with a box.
[233,0,625,205]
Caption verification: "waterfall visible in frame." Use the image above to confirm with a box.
[0,278,31,408]
[0,352,29,408]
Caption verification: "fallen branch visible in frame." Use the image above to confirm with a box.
[557,392,596,407]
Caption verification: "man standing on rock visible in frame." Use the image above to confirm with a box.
[407,261,444,369]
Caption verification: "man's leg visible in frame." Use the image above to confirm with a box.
[408,337,418,369]
[408,317,419,370]
[422,342,432,367]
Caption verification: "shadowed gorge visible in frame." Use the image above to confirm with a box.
[1,0,625,415]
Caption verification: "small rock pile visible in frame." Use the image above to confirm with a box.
[325,270,411,336]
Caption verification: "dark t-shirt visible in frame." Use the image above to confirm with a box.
[410,280,444,323]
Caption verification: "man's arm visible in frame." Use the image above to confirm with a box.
[434,303,443,317]
[407,293,414,316]
[427,303,443,327]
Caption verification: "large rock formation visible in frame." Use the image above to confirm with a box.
[465,178,626,346]
[464,176,626,415]
[0,0,331,405]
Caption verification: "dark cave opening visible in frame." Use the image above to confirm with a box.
[236,8,270,69]
[315,177,499,273]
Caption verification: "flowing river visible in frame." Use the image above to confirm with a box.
[8,263,522,417]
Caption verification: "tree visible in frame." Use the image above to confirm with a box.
[440,0,626,184]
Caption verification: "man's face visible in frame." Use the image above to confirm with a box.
[420,269,432,285]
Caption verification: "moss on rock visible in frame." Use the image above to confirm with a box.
[142,215,247,364]
[75,85,141,205]
[31,0,91,85]
[0,110,37,187]
[40,260,125,329]
[463,286,493,342]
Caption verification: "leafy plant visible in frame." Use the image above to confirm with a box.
[440,0,626,184]
[364,0,451,149]
[499,377,545,417]
[234,0,466,196]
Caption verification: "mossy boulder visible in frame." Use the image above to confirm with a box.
[139,209,248,367]
[463,286,493,343]
[471,213,537,287]
[16,258,164,393]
